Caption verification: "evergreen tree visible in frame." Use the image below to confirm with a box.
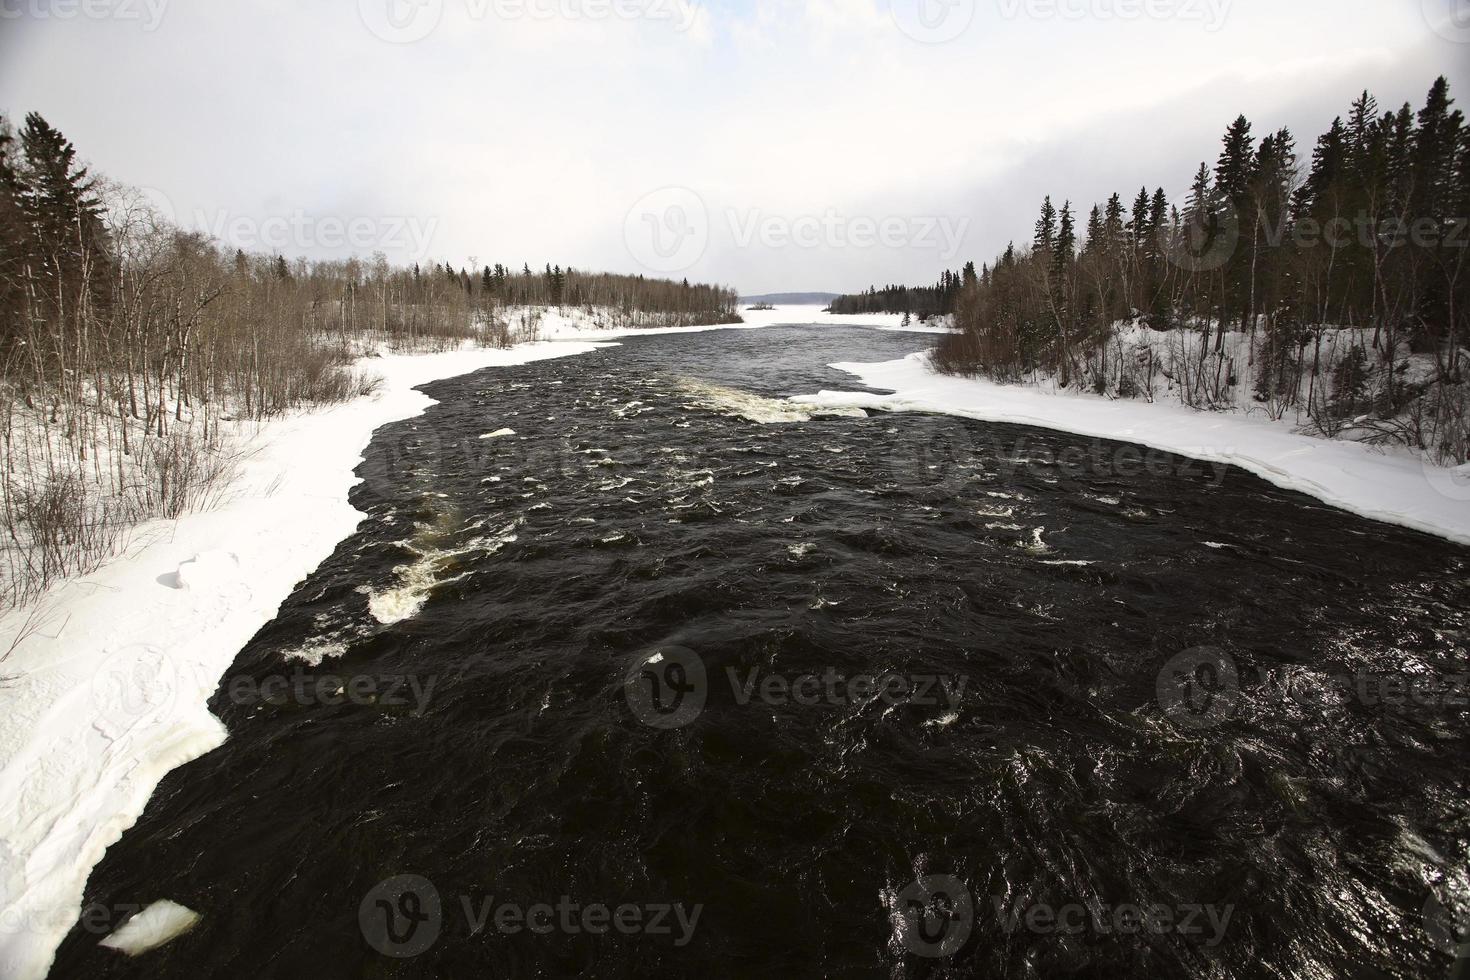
[1329,343,1371,419]
[0,116,29,347]
[1214,114,1256,216]
[1412,76,1463,218]
[1346,91,1380,159]
[1128,187,1151,247]
[1055,200,1076,272]
[1184,162,1216,228]
[1147,188,1170,254]
[1295,116,1347,217]
[16,112,108,300]
[1083,205,1104,256]
[1103,193,1126,249]
[1033,196,1057,254]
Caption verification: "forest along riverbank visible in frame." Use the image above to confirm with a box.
[49,325,1469,979]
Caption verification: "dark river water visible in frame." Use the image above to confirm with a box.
[52,325,1470,979]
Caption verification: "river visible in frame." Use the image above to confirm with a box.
[52,324,1470,979]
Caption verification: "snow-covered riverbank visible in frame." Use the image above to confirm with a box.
[0,340,607,980]
[794,352,1470,547]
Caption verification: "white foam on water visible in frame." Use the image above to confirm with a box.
[367,520,521,625]
[673,377,815,424]
[279,639,350,666]
[1018,527,1052,555]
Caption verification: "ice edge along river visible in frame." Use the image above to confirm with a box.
[795,350,1470,547]
[1,305,1468,978]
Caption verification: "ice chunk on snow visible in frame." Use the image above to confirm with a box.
[170,551,239,592]
[99,900,201,956]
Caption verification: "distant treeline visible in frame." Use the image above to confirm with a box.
[826,268,970,319]
[459,262,738,321]
[0,110,736,606]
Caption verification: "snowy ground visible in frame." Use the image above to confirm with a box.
[0,340,607,980]
[792,352,1470,546]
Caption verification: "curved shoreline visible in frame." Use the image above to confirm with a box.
[794,352,1470,548]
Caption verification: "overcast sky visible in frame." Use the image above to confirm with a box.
[1,0,1467,294]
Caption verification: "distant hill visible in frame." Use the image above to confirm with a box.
[740,292,840,306]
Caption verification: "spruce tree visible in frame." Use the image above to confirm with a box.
[1033,196,1057,254]
[1412,76,1462,218]
[1148,188,1170,251]
[1128,187,1151,247]
[1184,163,1215,228]
[1103,193,1125,250]
[1214,114,1256,215]
[1055,200,1076,270]
[1295,117,1347,217]
[0,117,29,348]
[1347,91,1380,159]
[1083,205,1104,256]
[17,112,108,299]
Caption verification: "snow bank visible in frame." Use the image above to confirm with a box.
[0,340,604,980]
[792,352,1470,546]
